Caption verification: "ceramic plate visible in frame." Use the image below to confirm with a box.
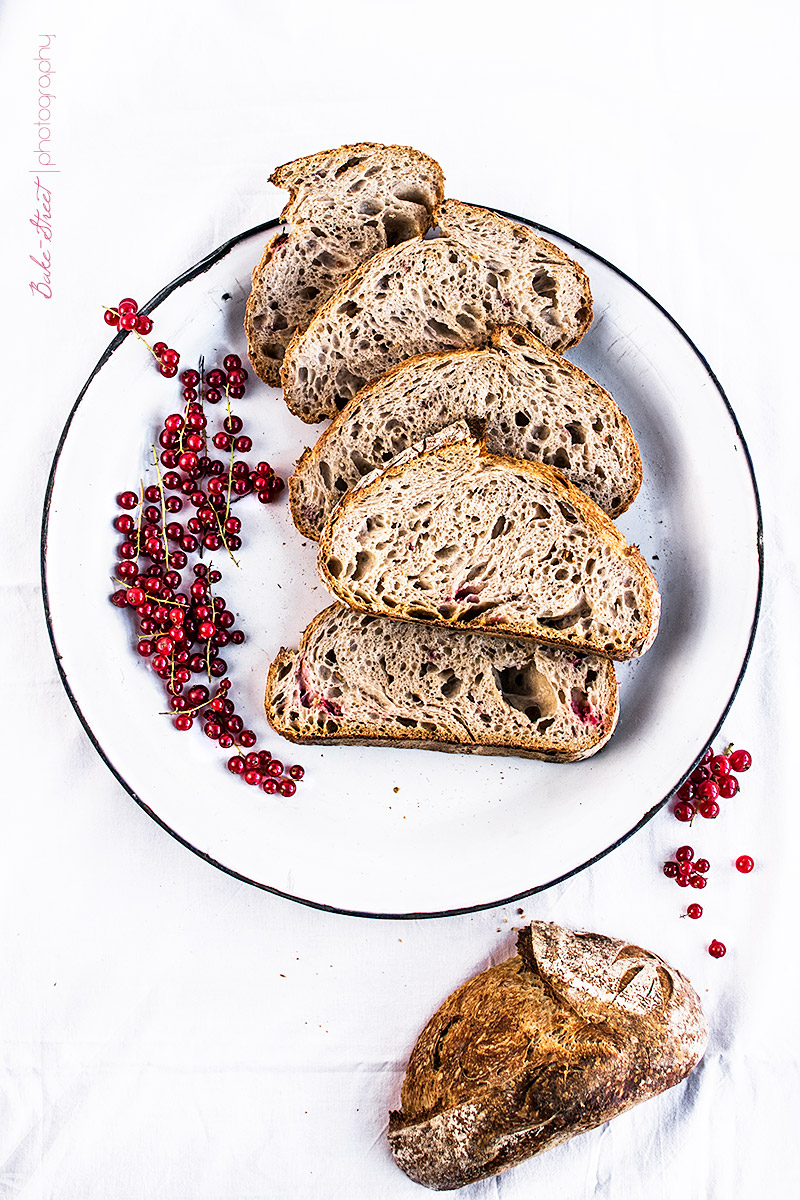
[42,212,763,917]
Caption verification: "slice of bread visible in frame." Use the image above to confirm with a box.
[318,424,660,660]
[245,143,445,386]
[265,604,618,762]
[281,200,593,423]
[289,325,641,539]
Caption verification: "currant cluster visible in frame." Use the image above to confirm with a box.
[104,296,153,336]
[661,741,755,958]
[663,844,710,898]
[107,298,298,793]
[673,743,752,823]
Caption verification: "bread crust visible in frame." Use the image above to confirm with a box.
[388,921,708,1190]
[317,430,660,660]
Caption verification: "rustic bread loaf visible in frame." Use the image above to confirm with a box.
[265,604,618,761]
[281,200,593,423]
[318,423,660,660]
[289,324,641,539]
[388,921,708,1190]
[245,143,445,386]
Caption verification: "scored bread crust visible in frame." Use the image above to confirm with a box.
[264,604,618,762]
[280,200,594,423]
[288,324,642,539]
[388,921,708,1190]
[245,143,445,386]
[318,426,660,661]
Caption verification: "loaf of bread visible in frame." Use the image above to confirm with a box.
[289,324,641,539]
[245,143,445,386]
[388,921,708,1190]
[281,200,593,423]
[264,603,618,761]
[318,423,660,660]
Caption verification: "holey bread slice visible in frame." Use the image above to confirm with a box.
[281,200,593,423]
[265,605,618,762]
[245,143,445,386]
[319,424,660,660]
[289,325,642,539]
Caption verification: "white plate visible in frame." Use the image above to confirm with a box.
[42,212,762,918]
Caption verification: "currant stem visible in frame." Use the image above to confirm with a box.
[150,446,172,571]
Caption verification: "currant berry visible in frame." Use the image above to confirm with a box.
[686,903,703,919]
[676,781,695,802]
[698,800,720,819]
[696,779,720,802]
[675,845,694,862]
[278,779,296,797]
[227,756,245,775]
[710,754,731,777]
[689,875,707,889]
[694,858,710,874]
[729,748,752,772]
[735,855,755,873]
[267,759,283,777]
[135,314,153,335]
[118,311,138,331]
[174,715,193,731]
[223,354,241,371]
[708,940,726,958]
[719,775,740,798]
[118,297,138,314]
[262,778,279,794]
[117,491,139,510]
[104,308,120,326]
[674,801,695,823]
[663,861,679,878]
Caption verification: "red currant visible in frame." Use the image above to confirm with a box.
[708,940,726,958]
[735,855,754,873]
[729,748,752,772]
[675,845,694,862]
[663,862,679,878]
[710,754,731,777]
[227,756,245,775]
[674,801,695,823]
[693,858,710,874]
[278,779,297,797]
[686,903,703,919]
[288,765,304,780]
[698,800,720,819]
[719,775,739,798]
[696,779,720,802]
[104,308,120,326]
[135,314,153,335]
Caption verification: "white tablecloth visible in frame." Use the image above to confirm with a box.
[2,2,799,1196]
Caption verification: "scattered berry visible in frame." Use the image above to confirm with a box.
[708,940,726,958]
[735,855,754,873]
[729,748,752,772]
[687,904,703,919]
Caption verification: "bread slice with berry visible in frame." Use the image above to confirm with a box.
[264,604,618,762]
[280,200,593,423]
[318,422,659,661]
[388,920,708,1190]
[245,143,445,386]
[289,324,641,540]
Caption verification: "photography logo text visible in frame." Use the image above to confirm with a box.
[30,34,56,301]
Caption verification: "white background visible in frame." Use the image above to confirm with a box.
[2,1,799,1197]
